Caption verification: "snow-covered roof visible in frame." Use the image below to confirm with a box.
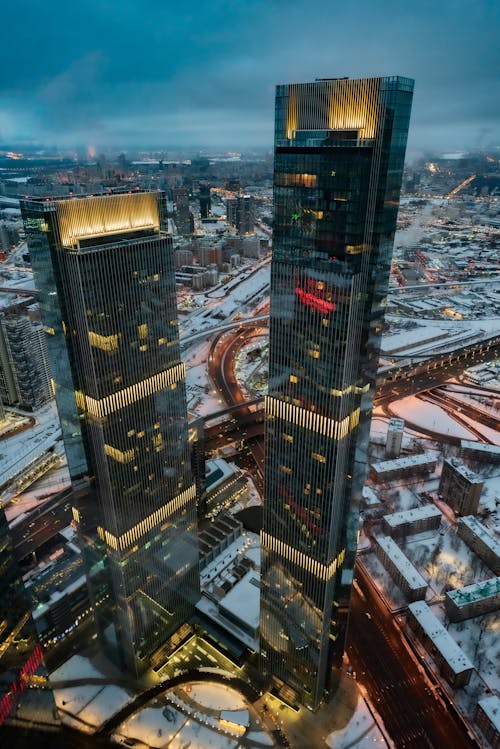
[443,458,483,484]
[459,516,500,558]
[383,504,441,528]
[408,601,474,675]
[376,536,427,591]
[219,570,260,631]
[372,453,436,475]
[461,440,500,457]
[477,695,500,732]
[447,576,500,606]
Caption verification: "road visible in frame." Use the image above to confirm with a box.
[347,562,477,748]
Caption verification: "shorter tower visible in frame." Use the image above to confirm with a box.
[21,191,199,675]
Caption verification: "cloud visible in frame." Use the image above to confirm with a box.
[1,0,499,149]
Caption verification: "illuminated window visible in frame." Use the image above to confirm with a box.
[139,344,147,351]
[280,465,292,475]
[137,431,145,438]
[289,374,298,383]
[282,433,294,443]
[308,349,320,359]
[311,452,326,463]
[127,429,135,437]
[138,323,148,339]
[322,318,329,327]
[158,337,166,345]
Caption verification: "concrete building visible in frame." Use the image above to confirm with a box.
[0,314,52,410]
[475,695,500,749]
[407,601,474,688]
[460,440,500,466]
[445,577,500,622]
[374,535,427,601]
[439,458,484,515]
[385,417,404,458]
[382,504,442,538]
[371,453,437,482]
[457,516,500,575]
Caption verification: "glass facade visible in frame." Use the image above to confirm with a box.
[261,77,413,708]
[20,192,199,676]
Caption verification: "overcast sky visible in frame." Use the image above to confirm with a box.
[1,0,499,156]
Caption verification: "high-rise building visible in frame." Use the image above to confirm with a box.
[0,313,52,410]
[199,182,211,219]
[20,191,199,676]
[261,76,413,708]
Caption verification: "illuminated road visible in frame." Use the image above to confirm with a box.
[347,562,477,748]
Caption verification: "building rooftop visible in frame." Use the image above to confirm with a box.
[459,516,500,557]
[372,453,436,474]
[461,440,500,456]
[444,458,483,484]
[408,601,474,674]
[383,504,442,528]
[447,577,500,606]
[376,535,427,590]
[478,694,500,732]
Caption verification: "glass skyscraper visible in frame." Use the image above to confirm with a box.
[20,191,199,676]
[261,76,413,708]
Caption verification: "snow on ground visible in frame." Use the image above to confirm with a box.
[76,685,135,727]
[185,682,247,711]
[118,706,180,748]
[50,654,103,681]
[389,395,478,440]
[326,693,388,749]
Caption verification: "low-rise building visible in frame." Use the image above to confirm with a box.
[460,440,500,466]
[204,459,249,516]
[475,695,500,749]
[374,535,427,601]
[371,453,437,482]
[382,504,442,538]
[439,458,483,515]
[407,601,474,687]
[445,577,500,622]
[458,516,500,575]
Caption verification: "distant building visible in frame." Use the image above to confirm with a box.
[445,576,500,622]
[382,504,442,538]
[460,440,500,465]
[371,453,436,482]
[198,512,243,569]
[475,695,500,749]
[385,417,404,458]
[457,516,500,575]
[199,183,211,219]
[374,535,427,601]
[439,458,484,515]
[407,601,474,687]
[173,187,193,236]
[0,314,52,410]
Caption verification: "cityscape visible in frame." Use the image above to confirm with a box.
[1,5,500,749]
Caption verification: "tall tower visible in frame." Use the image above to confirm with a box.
[20,191,199,676]
[261,76,413,708]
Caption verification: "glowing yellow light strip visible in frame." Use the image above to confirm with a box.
[88,330,120,351]
[285,77,381,142]
[56,192,160,245]
[98,484,196,551]
[104,443,135,463]
[266,396,359,441]
[261,531,346,581]
[77,363,185,417]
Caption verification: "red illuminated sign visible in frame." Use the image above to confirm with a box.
[0,644,44,726]
[295,276,337,315]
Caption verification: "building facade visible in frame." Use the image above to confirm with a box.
[260,76,413,708]
[21,191,199,676]
[439,458,483,515]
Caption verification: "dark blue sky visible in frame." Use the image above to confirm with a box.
[1,0,499,156]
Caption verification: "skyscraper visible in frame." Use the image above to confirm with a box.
[20,191,199,676]
[261,76,413,708]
